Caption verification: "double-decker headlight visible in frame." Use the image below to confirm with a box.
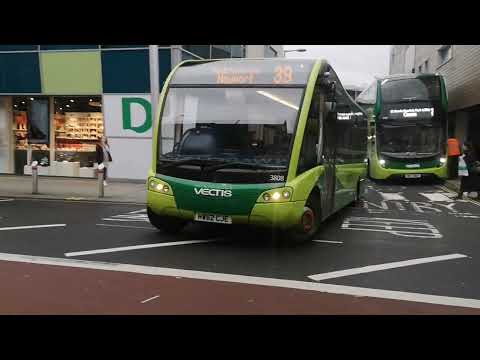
[440,157,447,164]
[148,177,173,195]
[260,187,293,203]
[379,159,386,167]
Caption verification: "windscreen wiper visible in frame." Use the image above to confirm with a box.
[158,158,220,169]
[203,161,286,173]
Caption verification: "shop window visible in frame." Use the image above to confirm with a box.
[0,45,38,51]
[0,53,42,93]
[101,49,150,93]
[159,48,172,88]
[212,45,231,59]
[40,45,99,50]
[182,45,210,59]
[12,96,50,174]
[53,96,104,177]
[101,45,148,49]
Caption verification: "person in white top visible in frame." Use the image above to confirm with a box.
[96,136,113,186]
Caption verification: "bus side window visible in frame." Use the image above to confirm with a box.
[297,87,320,175]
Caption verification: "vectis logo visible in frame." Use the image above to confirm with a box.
[194,188,232,197]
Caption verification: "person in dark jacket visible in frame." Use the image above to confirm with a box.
[96,136,113,185]
[455,141,480,199]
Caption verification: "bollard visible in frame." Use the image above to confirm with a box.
[97,163,105,198]
[31,161,39,194]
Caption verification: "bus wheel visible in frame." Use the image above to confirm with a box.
[147,207,187,234]
[288,196,320,244]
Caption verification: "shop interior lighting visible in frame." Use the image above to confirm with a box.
[66,104,70,108]
[70,99,75,103]
[21,101,25,104]
[29,97,34,101]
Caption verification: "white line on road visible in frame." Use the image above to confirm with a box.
[0,252,479,309]
[420,193,453,203]
[313,240,343,244]
[65,239,216,257]
[308,253,467,281]
[0,198,14,202]
[102,218,149,222]
[0,224,66,231]
[141,295,160,304]
[378,192,408,201]
[96,224,155,230]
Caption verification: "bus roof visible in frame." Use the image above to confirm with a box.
[170,58,320,86]
[378,73,442,82]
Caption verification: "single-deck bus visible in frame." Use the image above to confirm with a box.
[147,58,368,242]
[357,73,448,181]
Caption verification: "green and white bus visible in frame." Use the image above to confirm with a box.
[357,73,448,181]
[147,58,368,242]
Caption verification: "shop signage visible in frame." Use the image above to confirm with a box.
[103,95,153,138]
[122,97,152,134]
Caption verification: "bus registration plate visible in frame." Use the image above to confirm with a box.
[194,213,232,224]
[405,174,422,179]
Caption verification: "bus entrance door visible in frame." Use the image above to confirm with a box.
[319,104,337,219]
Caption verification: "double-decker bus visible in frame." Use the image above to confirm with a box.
[147,58,368,242]
[357,73,448,181]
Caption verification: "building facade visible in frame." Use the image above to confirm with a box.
[389,45,480,147]
[0,45,283,180]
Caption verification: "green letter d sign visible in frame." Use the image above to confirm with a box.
[122,97,152,134]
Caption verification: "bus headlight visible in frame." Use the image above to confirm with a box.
[148,177,173,195]
[379,159,386,167]
[259,187,293,203]
[440,157,447,164]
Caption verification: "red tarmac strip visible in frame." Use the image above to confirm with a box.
[1,260,479,315]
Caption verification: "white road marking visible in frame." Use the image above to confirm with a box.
[0,198,14,202]
[379,192,408,201]
[65,239,216,257]
[308,254,467,281]
[342,217,442,238]
[102,218,149,222]
[313,240,343,244]
[127,209,147,214]
[0,224,66,231]
[0,252,480,309]
[420,193,454,203]
[141,295,160,304]
[96,224,155,230]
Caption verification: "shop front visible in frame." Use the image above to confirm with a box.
[7,95,104,178]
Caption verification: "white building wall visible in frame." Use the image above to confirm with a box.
[0,97,13,174]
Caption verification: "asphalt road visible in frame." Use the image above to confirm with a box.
[1,180,480,314]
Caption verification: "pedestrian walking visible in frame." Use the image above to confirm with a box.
[447,137,461,179]
[96,136,113,186]
[455,140,480,200]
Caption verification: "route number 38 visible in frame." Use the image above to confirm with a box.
[273,65,293,84]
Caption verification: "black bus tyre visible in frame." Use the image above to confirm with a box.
[147,207,187,234]
[286,195,321,245]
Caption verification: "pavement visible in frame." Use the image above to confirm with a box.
[1,179,480,314]
[0,174,463,205]
[0,175,146,204]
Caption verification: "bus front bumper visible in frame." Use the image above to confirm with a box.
[147,190,305,229]
[370,161,448,180]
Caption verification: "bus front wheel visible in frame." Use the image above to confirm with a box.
[147,207,187,234]
[286,195,320,244]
